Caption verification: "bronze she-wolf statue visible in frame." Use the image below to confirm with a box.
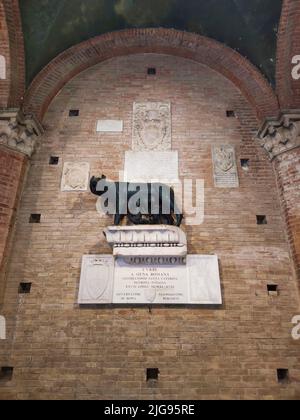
[90,175,183,227]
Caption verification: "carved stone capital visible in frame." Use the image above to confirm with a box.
[0,109,44,157]
[256,111,300,160]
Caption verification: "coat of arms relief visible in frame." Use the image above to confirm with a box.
[212,145,239,188]
[214,146,235,173]
[132,102,171,151]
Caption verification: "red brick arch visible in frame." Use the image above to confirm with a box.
[0,0,25,108]
[23,28,279,122]
[276,0,300,109]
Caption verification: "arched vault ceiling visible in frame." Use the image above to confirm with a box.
[20,0,282,86]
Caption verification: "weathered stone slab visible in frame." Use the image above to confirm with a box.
[96,120,123,132]
[187,255,222,305]
[124,151,179,183]
[61,162,90,191]
[0,55,6,80]
[0,315,6,340]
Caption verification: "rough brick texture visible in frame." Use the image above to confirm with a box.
[0,146,27,303]
[274,148,300,281]
[0,0,10,108]
[0,0,25,108]
[0,54,299,400]
[23,28,279,123]
[276,0,300,109]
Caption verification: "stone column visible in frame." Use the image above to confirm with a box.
[257,112,300,282]
[0,109,43,303]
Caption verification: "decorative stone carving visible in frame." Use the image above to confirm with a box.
[0,110,43,157]
[104,225,187,259]
[212,145,239,188]
[132,102,171,151]
[61,162,90,192]
[257,112,300,160]
[123,256,186,265]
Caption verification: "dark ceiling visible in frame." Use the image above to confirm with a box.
[19,0,283,86]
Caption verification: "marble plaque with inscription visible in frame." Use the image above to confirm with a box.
[78,254,222,306]
[96,120,123,133]
[212,145,239,188]
[124,151,179,183]
[113,259,188,304]
[78,255,114,304]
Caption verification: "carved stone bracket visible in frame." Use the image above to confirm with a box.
[256,111,300,160]
[0,109,44,157]
[104,225,187,260]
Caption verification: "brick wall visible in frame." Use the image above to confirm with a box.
[0,0,10,108]
[0,0,25,108]
[0,54,299,400]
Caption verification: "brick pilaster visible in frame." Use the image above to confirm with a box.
[257,111,300,283]
[0,146,28,304]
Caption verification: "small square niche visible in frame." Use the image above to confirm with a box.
[0,367,14,382]
[147,68,156,75]
[29,214,41,224]
[69,109,79,117]
[147,368,159,382]
[49,156,59,165]
[257,215,267,225]
[19,283,32,294]
[267,284,279,296]
[277,369,289,384]
[226,110,236,118]
[241,159,250,171]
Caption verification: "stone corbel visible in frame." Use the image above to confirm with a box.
[0,109,44,157]
[104,225,188,260]
[256,111,300,160]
